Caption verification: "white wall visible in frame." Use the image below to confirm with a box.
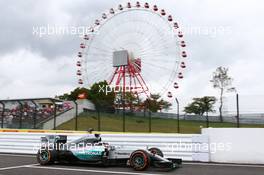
[0,132,208,161]
[202,128,264,164]
[76,99,95,113]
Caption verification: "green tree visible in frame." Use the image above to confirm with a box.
[124,92,139,112]
[210,67,234,122]
[184,96,216,116]
[88,81,115,112]
[144,94,172,113]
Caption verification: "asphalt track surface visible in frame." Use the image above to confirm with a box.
[0,154,263,175]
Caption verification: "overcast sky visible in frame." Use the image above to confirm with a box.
[0,0,263,114]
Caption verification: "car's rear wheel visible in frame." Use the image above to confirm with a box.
[37,149,55,165]
[148,147,164,157]
[130,150,150,171]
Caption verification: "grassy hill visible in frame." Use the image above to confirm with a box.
[57,112,264,134]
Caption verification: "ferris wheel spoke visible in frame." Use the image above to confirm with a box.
[86,64,110,74]
[142,62,176,73]
[86,53,112,59]
[87,67,112,83]
[135,21,174,49]
[143,56,180,63]
[85,45,113,53]
[137,51,171,59]
[136,38,175,56]
[87,41,115,54]
[143,59,178,71]
[138,37,175,56]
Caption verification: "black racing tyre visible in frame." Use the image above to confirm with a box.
[37,149,56,165]
[148,147,164,157]
[130,150,150,171]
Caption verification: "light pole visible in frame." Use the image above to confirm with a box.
[175,98,180,133]
[229,87,240,128]
[236,93,240,128]
[146,99,151,133]
[206,111,209,128]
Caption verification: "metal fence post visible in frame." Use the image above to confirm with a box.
[148,110,152,133]
[74,101,78,131]
[122,98,125,132]
[175,98,180,133]
[17,101,23,129]
[147,99,151,133]
[0,102,5,128]
[51,100,57,130]
[206,112,209,128]
[31,100,38,129]
[236,93,240,128]
[97,108,101,131]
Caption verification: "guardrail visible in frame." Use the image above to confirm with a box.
[0,131,209,162]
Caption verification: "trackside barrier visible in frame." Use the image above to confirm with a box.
[0,130,209,162]
[202,128,264,164]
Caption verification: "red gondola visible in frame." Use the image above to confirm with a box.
[76,61,81,67]
[153,5,158,11]
[178,72,184,79]
[80,43,85,49]
[180,62,186,68]
[161,9,166,16]
[180,41,186,47]
[78,79,83,84]
[110,8,115,14]
[90,27,94,33]
[174,22,179,29]
[95,19,100,25]
[174,82,179,89]
[77,70,82,76]
[182,51,187,58]
[178,31,183,38]
[136,2,140,8]
[84,35,89,40]
[144,3,149,8]
[102,13,107,19]
[118,4,123,10]
[167,92,173,98]
[168,15,173,22]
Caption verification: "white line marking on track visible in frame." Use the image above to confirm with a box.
[185,162,264,168]
[27,165,163,175]
[0,154,35,158]
[0,164,38,171]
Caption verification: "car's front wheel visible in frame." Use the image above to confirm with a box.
[130,150,150,171]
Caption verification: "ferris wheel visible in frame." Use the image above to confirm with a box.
[76,2,188,99]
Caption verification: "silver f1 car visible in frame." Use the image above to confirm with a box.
[37,132,182,171]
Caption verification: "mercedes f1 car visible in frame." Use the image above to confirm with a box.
[37,132,182,171]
